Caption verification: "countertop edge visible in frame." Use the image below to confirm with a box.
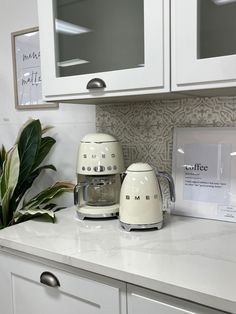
[0,240,234,314]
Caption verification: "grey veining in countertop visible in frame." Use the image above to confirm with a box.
[0,207,236,313]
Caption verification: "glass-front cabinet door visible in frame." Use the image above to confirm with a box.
[172,0,236,91]
[37,0,170,102]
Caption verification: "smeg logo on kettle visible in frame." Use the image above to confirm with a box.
[125,195,158,200]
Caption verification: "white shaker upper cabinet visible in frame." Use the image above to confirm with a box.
[37,0,170,103]
[172,0,236,91]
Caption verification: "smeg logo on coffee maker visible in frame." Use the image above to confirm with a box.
[125,195,158,201]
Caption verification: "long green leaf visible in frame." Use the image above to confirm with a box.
[0,146,19,199]
[13,208,55,224]
[14,120,41,198]
[0,146,20,227]
[2,188,14,226]
[18,119,41,176]
[0,144,6,174]
[14,164,57,205]
[23,182,74,209]
[41,203,57,211]
[32,136,56,170]
[1,147,20,195]
[14,118,34,144]
[0,205,3,228]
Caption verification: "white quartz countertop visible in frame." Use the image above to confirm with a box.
[0,207,236,313]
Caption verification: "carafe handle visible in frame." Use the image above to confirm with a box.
[74,182,89,207]
[157,171,175,202]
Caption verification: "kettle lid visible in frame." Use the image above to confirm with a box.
[126,162,154,172]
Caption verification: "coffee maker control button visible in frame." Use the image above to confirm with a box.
[94,166,105,172]
[107,166,112,171]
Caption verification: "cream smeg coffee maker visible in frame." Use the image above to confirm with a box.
[74,133,125,219]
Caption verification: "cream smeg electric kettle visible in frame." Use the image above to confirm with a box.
[119,163,175,231]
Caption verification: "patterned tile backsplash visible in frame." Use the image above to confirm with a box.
[96,96,236,207]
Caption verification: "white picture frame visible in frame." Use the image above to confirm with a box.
[11,27,58,110]
[172,127,236,222]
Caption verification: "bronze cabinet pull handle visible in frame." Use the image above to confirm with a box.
[86,78,106,89]
[40,271,60,288]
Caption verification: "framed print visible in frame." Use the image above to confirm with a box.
[171,127,236,222]
[11,27,58,110]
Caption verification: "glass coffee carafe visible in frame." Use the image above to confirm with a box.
[74,174,120,208]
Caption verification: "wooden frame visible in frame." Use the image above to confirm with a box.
[11,27,58,110]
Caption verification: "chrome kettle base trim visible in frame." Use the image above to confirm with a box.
[77,211,119,220]
[120,221,163,232]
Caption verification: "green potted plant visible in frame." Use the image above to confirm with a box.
[0,118,74,229]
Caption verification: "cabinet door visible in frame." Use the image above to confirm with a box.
[172,0,236,91]
[0,251,126,314]
[37,0,169,102]
[127,285,225,314]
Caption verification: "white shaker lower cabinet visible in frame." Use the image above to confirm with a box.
[0,250,229,314]
[127,285,225,314]
[0,251,126,314]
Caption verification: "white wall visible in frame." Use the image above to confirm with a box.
[0,0,96,206]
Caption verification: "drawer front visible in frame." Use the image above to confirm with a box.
[127,285,226,314]
[0,252,125,314]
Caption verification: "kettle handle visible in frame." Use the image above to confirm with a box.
[74,182,89,207]
[157,171,175,202]
[120,172,127,183]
